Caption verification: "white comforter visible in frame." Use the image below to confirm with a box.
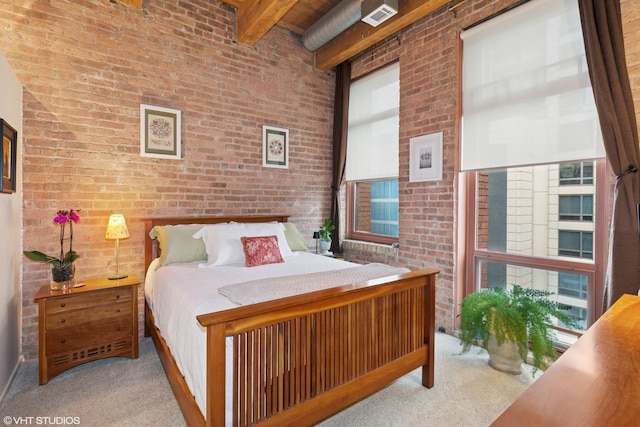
[144,252,359,418]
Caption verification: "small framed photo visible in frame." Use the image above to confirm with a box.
[140,104,181,159]
[409,131,443,182]
[263,125,289,169]
[1,119,17,194]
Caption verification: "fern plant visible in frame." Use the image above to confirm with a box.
[459,285,580,371]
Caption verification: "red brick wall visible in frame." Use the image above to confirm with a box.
[0,0,335,357]
[355,182,371,231]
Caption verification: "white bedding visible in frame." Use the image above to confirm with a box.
[144,252,360,419]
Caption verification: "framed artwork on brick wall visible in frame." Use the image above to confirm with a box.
[1,119,17,194]
[409,131,443,183]
[140,104,181,159]
[263,125,289,169]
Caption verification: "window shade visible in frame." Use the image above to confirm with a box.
[460,0,604,171]
[346,62,399,181]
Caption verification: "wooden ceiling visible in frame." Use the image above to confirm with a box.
[122,0,452,71]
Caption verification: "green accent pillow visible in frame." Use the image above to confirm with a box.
[283,222,309,252]
[149,224,208,268]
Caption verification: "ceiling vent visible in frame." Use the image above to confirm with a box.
[360,0,398,27]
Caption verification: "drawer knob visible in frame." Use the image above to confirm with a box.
[61,339,66,344]
[61,319,66,324]
[60,303,66,308]
[116,309,120,313]
[116,295,121,299]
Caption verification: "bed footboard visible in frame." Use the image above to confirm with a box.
[198,268,438,427]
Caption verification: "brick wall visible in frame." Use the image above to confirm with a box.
[355,181,371,231]
[0,0,335,358]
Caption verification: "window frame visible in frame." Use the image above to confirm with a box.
[346,181,399,245]
[461,159,608,329]
[559,194,594,222]
[558,230,594,259]
[344,62,400,246]
[559,162,595,186]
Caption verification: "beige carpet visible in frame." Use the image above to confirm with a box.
[0,333,540,426]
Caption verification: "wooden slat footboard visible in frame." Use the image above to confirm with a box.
[198,269,438,427]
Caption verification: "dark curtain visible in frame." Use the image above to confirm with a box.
[329,61,351,254]
[579,0,640,309]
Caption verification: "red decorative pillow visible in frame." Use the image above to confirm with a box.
[241,235,284,267]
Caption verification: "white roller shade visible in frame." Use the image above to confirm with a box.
[461,0,604,171]
[346,62,399,181]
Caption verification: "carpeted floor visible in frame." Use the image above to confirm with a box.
[0,333,540,426]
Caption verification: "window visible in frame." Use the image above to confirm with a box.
[350,180,399,239]
[558,272,588,299]
[369,180,399,236]
[559,195,593,221]
[468,164,603,337]
[345,62,399,243]
[559,305,587,330]
[559,162,594,186]
[461,0,607,341]
[558,230,593,259]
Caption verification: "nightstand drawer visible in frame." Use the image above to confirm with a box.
[45,302,132,330]
[44,287,133,315]
[46,317,132,354]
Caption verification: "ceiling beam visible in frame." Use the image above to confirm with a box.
[119,0,143,7]
[236,0,301,45]
[314,0,451,71]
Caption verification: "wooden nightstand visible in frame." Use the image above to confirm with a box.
[34,275,140,385]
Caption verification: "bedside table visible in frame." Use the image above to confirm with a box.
[34,275,140,385]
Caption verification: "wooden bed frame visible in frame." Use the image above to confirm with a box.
[142,215,439,427]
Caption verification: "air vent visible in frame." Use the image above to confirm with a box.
[361,0,398,27]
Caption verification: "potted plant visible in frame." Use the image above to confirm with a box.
[24,209,81,290]
[318,217,335,254]
[459,285,579,374]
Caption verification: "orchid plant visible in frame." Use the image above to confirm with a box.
[24,209,81,267]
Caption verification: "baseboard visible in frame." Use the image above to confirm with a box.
[0,355,24,405]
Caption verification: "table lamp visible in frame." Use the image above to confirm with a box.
[105,214,130,280]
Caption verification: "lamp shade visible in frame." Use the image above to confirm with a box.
[105,214,130,240]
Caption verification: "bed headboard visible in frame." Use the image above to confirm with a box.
[142,214,290,274]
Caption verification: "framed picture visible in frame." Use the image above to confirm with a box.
[409,131,443,182]
[263,125,289,169]
[1,119,17,194]
[140,104,181,159]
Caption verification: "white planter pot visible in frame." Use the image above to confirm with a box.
[487,334,523,375]
[319,239,331,254]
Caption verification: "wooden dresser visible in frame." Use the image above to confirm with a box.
[492,294,640,426]
[34,275,140,385]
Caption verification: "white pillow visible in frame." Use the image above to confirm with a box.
[193,222,293,267]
